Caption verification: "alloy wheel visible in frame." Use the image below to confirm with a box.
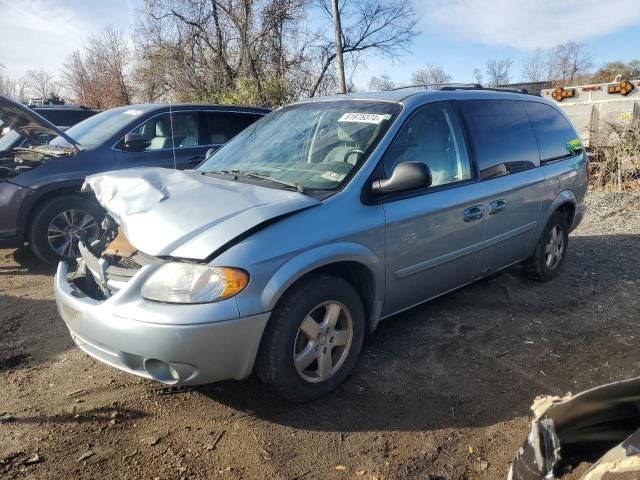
[545,225,565,270]
[293,301,354,383]
[47,209,100,258]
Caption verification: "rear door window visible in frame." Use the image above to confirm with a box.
[458,99,540,178]
[524,102,580,161]
[204,112,262,146]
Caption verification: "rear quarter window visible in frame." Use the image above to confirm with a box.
[458,99,540,176]
[524,102,580,162]
[204,112,263,146]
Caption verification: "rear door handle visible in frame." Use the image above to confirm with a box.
[463,205,485,222]
[489,199,507,214]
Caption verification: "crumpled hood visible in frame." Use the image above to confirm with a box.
[83,167,320,260]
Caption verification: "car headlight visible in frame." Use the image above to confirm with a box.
[141,263,249,304]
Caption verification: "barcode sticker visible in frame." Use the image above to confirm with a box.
[338,113,390,124]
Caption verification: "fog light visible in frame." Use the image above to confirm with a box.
[144,358,180,384]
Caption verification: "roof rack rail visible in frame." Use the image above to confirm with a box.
[440,85,530,94]
[386,83,480,92]
[385,83,533,95]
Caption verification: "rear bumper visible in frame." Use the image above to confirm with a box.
[54,261,270,385]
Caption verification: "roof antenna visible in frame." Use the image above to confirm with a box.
[169,103,177,170]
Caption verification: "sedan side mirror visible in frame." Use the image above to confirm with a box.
[123,133,151,152]
[371,161,432,195]
[205,147,217,159]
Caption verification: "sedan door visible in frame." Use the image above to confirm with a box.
[381,102,486,316]
[114,111,208,169]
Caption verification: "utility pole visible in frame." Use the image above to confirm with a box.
[331,0,346,94]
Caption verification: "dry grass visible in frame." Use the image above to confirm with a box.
[589,120,640,191]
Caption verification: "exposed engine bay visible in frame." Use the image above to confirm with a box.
[0,145,74,180]
[69,214,157,300]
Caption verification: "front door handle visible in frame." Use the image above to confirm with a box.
[463,205,485,222]
[489,199,507,215]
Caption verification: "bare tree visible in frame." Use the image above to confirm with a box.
[522,48,547,83]
[368,74,395,91]
[0,63,17,98]
[62,27,134,108]
[548,41,593,86]
[309,0,417,97]
[411,64,451,87]
[135,0,310,106]
[485,58,513,87]
[472,68,483,85]
[25,68,60,99]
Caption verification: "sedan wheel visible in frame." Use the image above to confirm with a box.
[47,209,100,258]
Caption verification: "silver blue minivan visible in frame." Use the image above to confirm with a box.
[54,87,588,401]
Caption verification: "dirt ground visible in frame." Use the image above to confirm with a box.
[1,191,639,480]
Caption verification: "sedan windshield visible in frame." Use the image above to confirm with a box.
[49,107,148,149]
[198,100,401,191]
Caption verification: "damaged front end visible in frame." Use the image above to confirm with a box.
[509,376,640,479]
[69,215,159,300]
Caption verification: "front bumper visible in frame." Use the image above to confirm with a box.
[54,262,270,385]
[0,181,30,243]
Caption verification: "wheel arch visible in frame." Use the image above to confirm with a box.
[262,243,385,334]
[20,181,92,240]
[549,189,578,230]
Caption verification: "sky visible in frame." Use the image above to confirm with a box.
[1,0,639,91]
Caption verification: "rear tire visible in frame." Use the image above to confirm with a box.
[525,211,569,282]
[256,274,365,402]
[29,195,103,264]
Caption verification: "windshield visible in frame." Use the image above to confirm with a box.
[198,100,401,191]
[49,107,147,149]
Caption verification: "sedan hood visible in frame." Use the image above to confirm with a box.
[83,168,320,260]
[0,95,78,149]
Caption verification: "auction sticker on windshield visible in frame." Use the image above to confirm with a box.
[338,113,391,124]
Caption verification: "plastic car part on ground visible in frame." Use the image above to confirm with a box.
[509,376,640,479]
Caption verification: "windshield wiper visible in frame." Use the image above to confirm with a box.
[241,172,305,193]
[203,170,305,193]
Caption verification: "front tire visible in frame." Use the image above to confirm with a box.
[525,211,569,281]
[256,275,365,402]
[29,195,103,264]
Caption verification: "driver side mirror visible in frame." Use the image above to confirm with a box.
[123,133,151,152]
[371,161,432,195]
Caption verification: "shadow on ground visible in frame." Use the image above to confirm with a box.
[0,247,56,277]
[199,234,640,432]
